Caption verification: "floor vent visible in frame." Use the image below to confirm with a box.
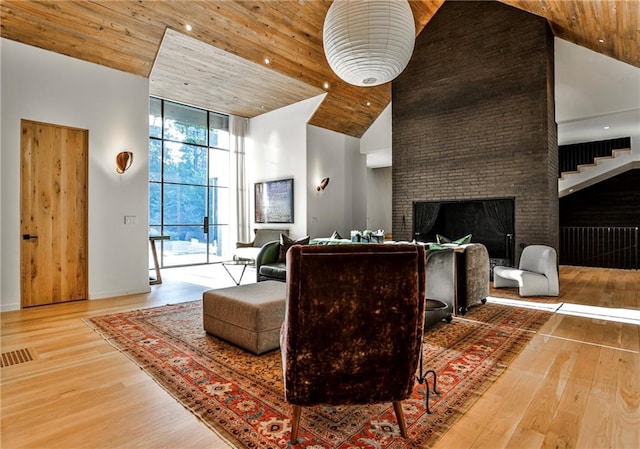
[1,348,35,367]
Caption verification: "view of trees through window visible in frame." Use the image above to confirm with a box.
[149,97,231,267]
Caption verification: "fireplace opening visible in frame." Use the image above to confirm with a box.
[413,198,515,265]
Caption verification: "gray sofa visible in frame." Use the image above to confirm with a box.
[257,240,491,314]
[426,243,490,315]
[233,228,288,263]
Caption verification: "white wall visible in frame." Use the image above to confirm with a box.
[344,134,368,233]
[360,103,393,234]
[555,38,640,145]
[555,37,640,196]
[307,125,366,238]
[1,39,150,310]
[366,167,392,234]
[360,103,392,168]
[247,95,325,239]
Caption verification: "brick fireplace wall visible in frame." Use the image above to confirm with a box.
[392,1,558,263]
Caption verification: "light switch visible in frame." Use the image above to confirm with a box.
[124,216,138,225]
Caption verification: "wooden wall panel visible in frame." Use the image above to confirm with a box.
[560,169,640,227]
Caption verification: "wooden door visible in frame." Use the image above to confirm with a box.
[20,120,88,307]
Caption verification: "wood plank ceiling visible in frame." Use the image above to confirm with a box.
[1,1,638,138]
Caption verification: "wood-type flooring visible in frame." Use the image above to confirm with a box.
[1,265,638,448]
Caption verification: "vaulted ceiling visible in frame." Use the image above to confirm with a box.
[1,1,638,138]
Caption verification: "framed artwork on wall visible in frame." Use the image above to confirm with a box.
[255,178,294,223]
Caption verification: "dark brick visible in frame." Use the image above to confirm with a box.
[392,1,559,261]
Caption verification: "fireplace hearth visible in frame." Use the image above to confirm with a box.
[413,198,515,265]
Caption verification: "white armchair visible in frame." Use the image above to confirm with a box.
[493,245,559,297]
[233,228,288,263]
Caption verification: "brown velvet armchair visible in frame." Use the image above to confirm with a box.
[280,244,426,444]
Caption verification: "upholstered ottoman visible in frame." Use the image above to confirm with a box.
[203,281,286,355]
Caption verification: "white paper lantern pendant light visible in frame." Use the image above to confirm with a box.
[323,0,416,87]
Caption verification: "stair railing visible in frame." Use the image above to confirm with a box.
[560,226,639,269]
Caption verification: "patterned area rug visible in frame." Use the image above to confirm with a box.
[86,300,552,448]
[489,285,565,304]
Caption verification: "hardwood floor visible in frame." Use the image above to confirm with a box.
[1,265,638,448]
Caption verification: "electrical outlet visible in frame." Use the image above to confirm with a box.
[124,216,138,225]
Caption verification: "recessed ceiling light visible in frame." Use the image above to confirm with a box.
[366,101,371,106]
[264,58,270,65]
[185,24,192,32]
[260,105,265,109]
[323,82,329,89]
[603,126,610,129]
[597,37,605,43]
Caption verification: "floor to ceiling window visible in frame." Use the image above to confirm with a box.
[149,97,230,267]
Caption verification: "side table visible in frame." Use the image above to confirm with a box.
[221,259,254,285]
[149,235,169,285]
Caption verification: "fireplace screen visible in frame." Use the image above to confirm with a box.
[413,198,514,262]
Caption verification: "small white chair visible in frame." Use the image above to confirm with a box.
[493,245,559,296]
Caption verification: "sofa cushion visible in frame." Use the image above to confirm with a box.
[233,246,262,262]
[259,262,287,280]
[278,234,310,262]
[254,229,288,247]
[436,233,472,245]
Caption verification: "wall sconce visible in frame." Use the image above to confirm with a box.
[316,177,330,191]
[116,151,134,174]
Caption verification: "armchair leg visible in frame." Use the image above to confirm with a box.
[290,405,302,444]
[392,401,408,438]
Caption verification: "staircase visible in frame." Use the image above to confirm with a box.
[558,137,639,269]
[559,148,631,179]
[558,137,637,198]
[558,137,630,177]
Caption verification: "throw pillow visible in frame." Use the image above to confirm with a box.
[279,234,310,262]
[330,230,343,240]
[436,233,472,245]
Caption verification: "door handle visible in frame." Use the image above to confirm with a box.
[23,234,38,240]
[203,216,209,234]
